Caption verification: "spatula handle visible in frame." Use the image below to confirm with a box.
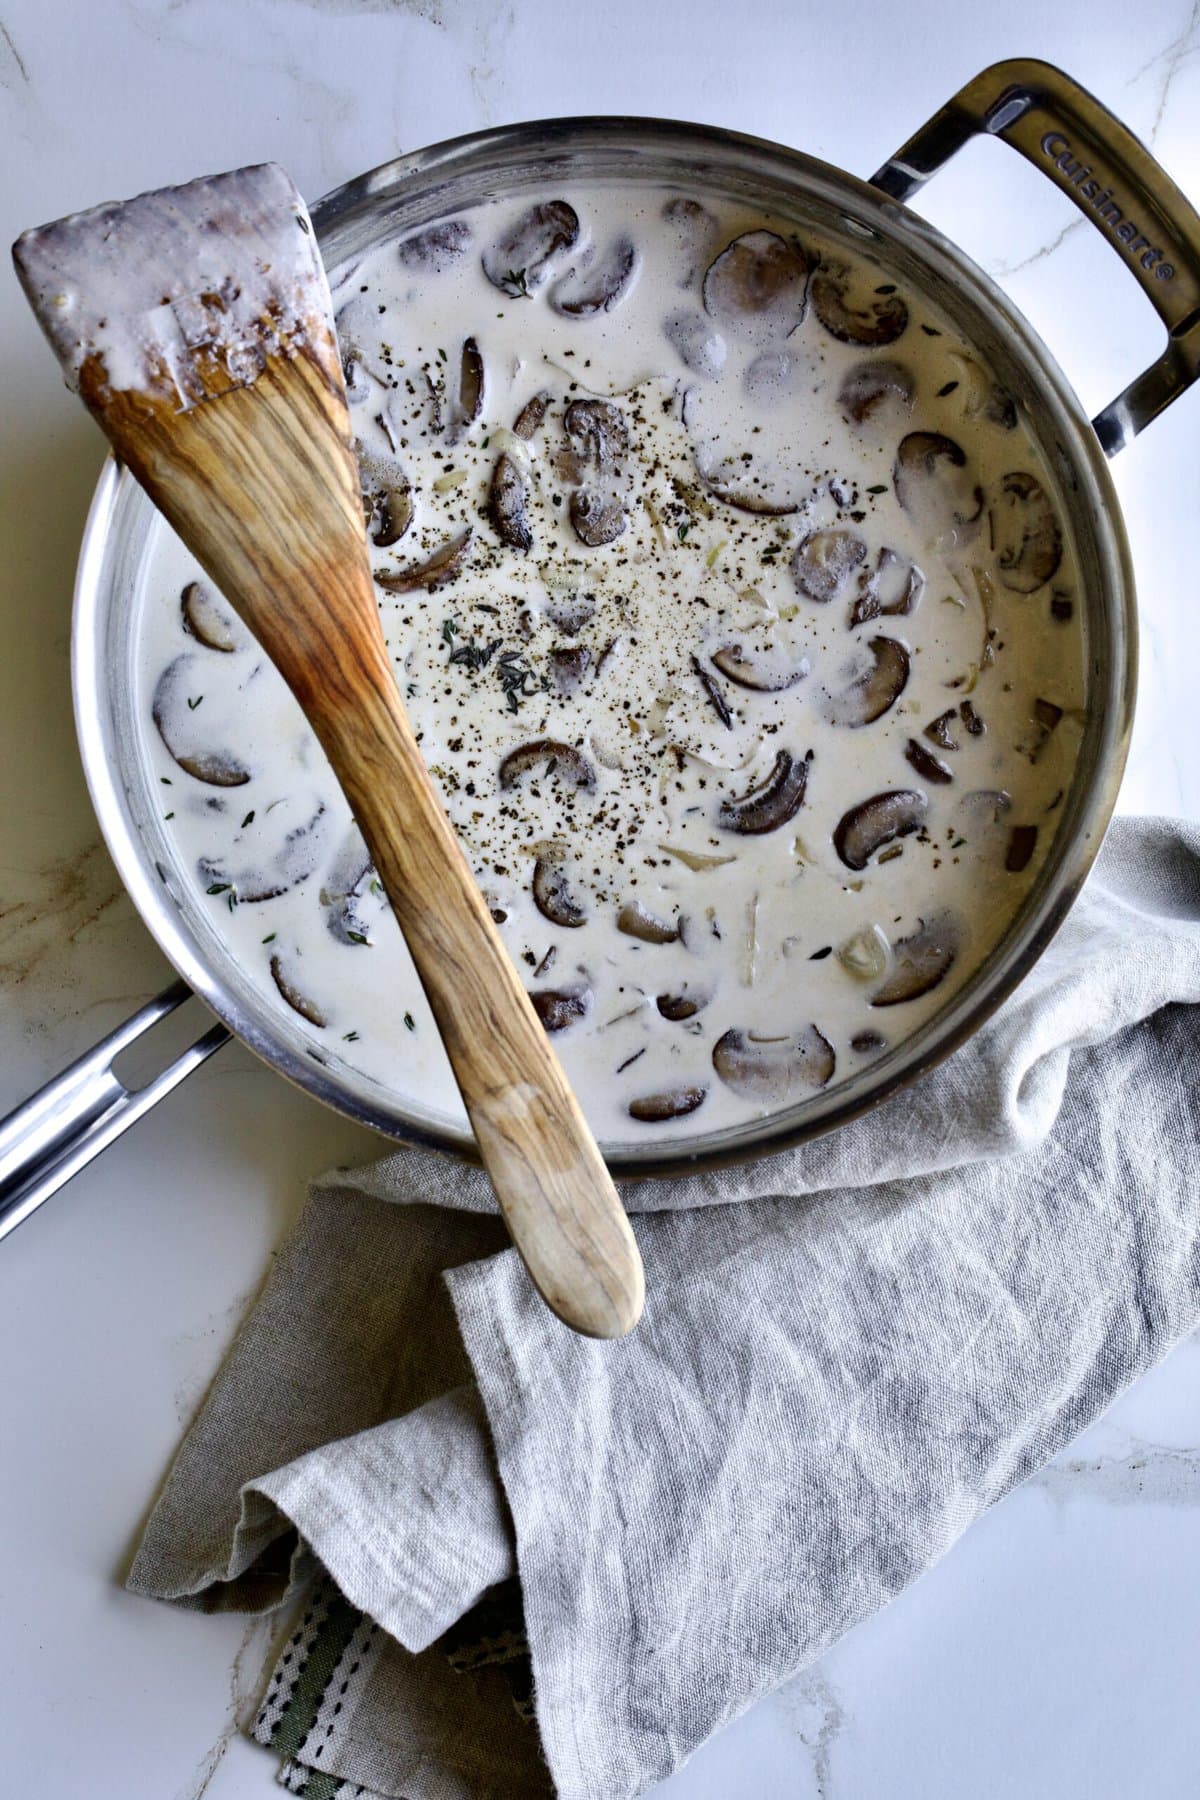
[314,645,644,1339]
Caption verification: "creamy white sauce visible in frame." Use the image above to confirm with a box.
[134,181,1085,1144]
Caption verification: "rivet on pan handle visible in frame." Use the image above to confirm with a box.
[872,57,1200,455]
[0,982,229,1242]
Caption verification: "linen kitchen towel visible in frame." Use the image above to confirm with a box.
[129,815,1200,1799]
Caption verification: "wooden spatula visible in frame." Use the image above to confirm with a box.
[14,163,644,1338]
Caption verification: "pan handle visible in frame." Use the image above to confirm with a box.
[0,981,229,1242]
[872,57,1200,455]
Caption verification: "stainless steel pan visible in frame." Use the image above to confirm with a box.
[5,58,1198,1233]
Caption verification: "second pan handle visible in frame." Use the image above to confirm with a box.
[872,57,1200,454]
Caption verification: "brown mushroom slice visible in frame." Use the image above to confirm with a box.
[488,452,532,551]
[499,738,597,792]
[711,639,810,693]
[664,309,727,378]
[546,592,595,635]
[482,200,580,294]
[513,391,550,439]
[551,236,639,316]
[991,471,1063,593]
[656,990,709,1022]
[397,218,472,273]
[925,708,960,750]
[1005,824,1039,872]
[152,656,251,788]
[662,195,718,282]
[894,432,983,534]
[834,788,927,870]
[181,581,239,653]
[269,954,327,1029]
[702,230,810,341]
[203,798,329,906]
[628,1085,707,1123]
[904,738,954,784]
[838,357,915,424]
[375,528,472,593]
[850,548,925,626]
[564,398,630,547]
[792,528,867,603]
[712,1024,835,1102]
[530,986,591,1033]
[826,636,910,727]
[691,654,733,727]
[810,260,909,345]
[717,749,812,836]
[617,900,680,944]
[870,911,959,1007]
[851,1029,888,1055]
[695,463,802,516]
[367,480,414,549]
[533,851,588,929]
[454,336,485,436]
[320,828,375,944]
[550,645,592,696]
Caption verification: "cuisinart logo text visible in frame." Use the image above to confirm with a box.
[1040,132,1175,280]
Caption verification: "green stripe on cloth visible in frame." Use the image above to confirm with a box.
[267,1593,362,1761]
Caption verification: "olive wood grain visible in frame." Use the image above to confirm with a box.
[14,168,644,1339]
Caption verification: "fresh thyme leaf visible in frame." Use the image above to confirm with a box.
[503,267,530,298]
[866,483,887,495]
[161,776,173,785]
[206,882,231,895]
[187,695,203,710]
[163,811,175,820]
[404,1011,416,1031]
[677,521,690,543]
[262,932,276,944]
[952,835,968,848]
[346,930,370,945]
[342,1029,360,1042]
[240,810,255,829]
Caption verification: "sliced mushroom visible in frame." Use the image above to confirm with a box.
[375,528,472,592]
[201,798,329,906]
[1025,697,1062,760]
[851,1029,888,1054]
[320,828,374,944]
[550,236,638,316]
[488,452,533,551]
[905,738,954,784]
[792,528,867,603]
[513,391,550,439]
[894,432,983,535]
[152,656,250,787]
[181,581,238,653]
[960,699,985,737]
[834,789,927,870]
[397,218,472,273]
[662,195,718,283]
[483,200,580,294]
[530,986,591,1033]
[926,708,960,750]
[656,989,709,1022]
[564,398,629,547]
[870,910,959,1006]
[810,260,908,345]
[850,548,925,625]
[628,1086,707,1123]
[717,749,811,836]
[991,471,1063,593]
[617,900,680,944]
[533,849,588,928]
[366,481,414,549]
[453,336,484,437]
[826,636,910,727]
[710,636,808,694]
[838,357,915,424]
[546,592,595,635]
[712,1025,835,1101]
[549,645,592,696]
[270,953,327,1028]
[947,351,1017,429]
[694,462,802,516]
[664,309,727,378]
[1005,824,1039,872]
[691,654,733,728]
[499,739,597,792]
[702,230,810,341]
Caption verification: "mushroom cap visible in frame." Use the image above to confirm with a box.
[870,911,959,1006]
[702,230,810,341]
[825,636,910,728]
[717,748,812,836]
[991,471,1064,593]
[810,260,909,346]
[833,788,927,870]
[712,1025,835,1102]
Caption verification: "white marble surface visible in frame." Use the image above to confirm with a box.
[1,1,1198,1794]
